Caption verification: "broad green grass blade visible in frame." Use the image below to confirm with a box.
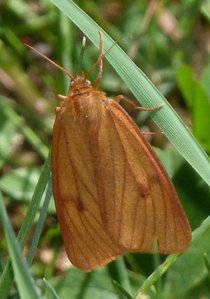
[50,0,210,187]
[0,152,51,299]
[0,193,41,299]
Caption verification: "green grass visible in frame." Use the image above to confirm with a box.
[0,1,210,299]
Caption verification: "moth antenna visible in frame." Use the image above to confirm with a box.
[79,36,86,71]
[86,31,104,89]
[25,43,74,80]
[94,31,104,88]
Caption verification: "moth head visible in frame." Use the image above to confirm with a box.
[71,76,92,89]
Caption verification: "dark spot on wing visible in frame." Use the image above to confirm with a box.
[139,184,150,198]
[76,197,86,212]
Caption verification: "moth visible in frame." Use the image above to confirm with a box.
[27,32,191,272]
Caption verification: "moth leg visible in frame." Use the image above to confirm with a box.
[86,31,104,89]
[135,103,164,112]
[141,130,163,136]
[58,94,67,100]
[114,95,164,111]
[114,95,134,105]
[94,31,104,88]
[114,95,163,137]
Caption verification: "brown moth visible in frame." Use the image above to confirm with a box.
[27,33,191,272]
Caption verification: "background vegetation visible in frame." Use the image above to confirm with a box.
[0,0,210,298]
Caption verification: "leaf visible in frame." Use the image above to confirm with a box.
[0,153,51,299]
[164,216,210,298]
[0,193,42,299]
[54,268,125,299]
[0,99,16,168]
[176,65,210,150]
[0,167,40,201]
